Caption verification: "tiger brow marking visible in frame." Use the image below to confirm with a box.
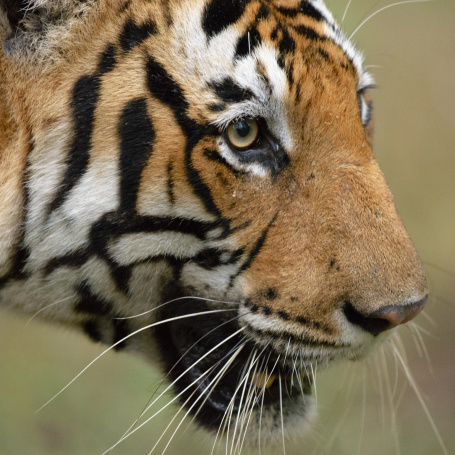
[146,56,226,221]
[202,0,252,39]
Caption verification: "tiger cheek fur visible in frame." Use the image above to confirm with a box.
[0,0,428,446]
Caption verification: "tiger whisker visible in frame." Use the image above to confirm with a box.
[183,335,251,433]
[342,0,354,23]
[25,294,77,326]
[349,0,429,39]
[379,346,401,454]
[391,344,448,455]
[230,350,257,455]
[102,327,246,454]
[157,345,245,455]
[36,309,236,414]
[408,322,433,374]
[114,296,243,320]
[235,356,260,454]
[279,373,286,455]
[123,314,246,441]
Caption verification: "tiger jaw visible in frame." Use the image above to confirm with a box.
[154,297,317,439]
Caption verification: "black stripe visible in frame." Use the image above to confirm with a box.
[146,56,225,221]
[97,44,117,74]
[277,1,324,22]
[203,148,242,177]
[166,161,175,204]
[112,317,131,351]
[48,46,116,216]
[118,98,155,213]
[74,281,113,315]
[47,74,100,215]
[229,214,277,285]
[119,19,157,51]
[256,5,270,21]
[111,265,133,295]
[202,0,251,39]
[210,77,254,103]
[0,139,33,289]
[44,249,91,276]
[292,24,325,41]
[235,26,262,59]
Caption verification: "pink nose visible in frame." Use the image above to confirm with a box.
[343,296,428,336]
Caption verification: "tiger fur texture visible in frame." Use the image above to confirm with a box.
[0,0,428,447]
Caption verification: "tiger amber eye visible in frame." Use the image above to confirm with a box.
[226,118,259,149]
[252,372,276,389]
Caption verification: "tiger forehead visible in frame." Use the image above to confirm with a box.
[124,0,366,123]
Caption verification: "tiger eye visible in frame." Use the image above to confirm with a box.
[226,118,259,149]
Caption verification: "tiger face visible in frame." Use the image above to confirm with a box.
[0,0,427,445]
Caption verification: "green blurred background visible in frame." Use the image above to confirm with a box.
[1,1,454,454]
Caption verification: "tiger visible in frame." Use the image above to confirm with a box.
[0,0,428,449]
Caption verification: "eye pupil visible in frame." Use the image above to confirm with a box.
[235,120,251,138]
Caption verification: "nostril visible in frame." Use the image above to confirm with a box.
[343,296,428,336]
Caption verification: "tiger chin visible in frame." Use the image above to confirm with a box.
[0,0,427,449]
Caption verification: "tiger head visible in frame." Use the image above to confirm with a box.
[0,0,427,445]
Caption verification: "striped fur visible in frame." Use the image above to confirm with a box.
[0,0,427,445]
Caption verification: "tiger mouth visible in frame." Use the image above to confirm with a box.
[155,298,313,431]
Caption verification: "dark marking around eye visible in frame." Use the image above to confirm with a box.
[235,26,262,59]
[202,0,251,39]
[210,77,254,103]
[118,98,155,213]
[207,102,226,112]
[203,148,242,177]
[119,19,157,51]
[147,56,224,220]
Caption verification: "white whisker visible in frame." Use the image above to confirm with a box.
[342,0,353,23]
[102,327,246,454]
[278,373,286,455]
[158,345,245,455]
[25,294,76,326]
[392,345,448,455]
[36,309,236,414]
[349,0,429,39]
[114,296,241,320]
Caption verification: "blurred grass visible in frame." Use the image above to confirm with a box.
[1,1,454,454]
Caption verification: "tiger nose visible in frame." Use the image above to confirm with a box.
[343,296,428,336]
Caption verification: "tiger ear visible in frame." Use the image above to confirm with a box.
[1,0,92,58]
[1,0,33,33]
